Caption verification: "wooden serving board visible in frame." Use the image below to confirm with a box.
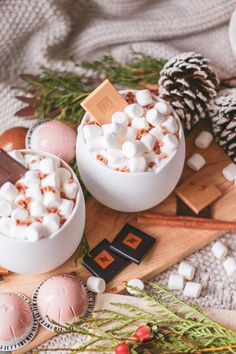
[1,122,236,353]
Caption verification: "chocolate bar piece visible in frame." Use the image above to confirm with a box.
[83,239,130,283]
[176,197,211,218]
[0,149,28,186]
[109,224,156,264]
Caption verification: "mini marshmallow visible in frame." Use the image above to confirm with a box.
[29,200,45,217]
[112,111,128,126]
[102,123,127,138]
[83,124,102,140]
[168,273,185,290]
[44,190,61,208]
[183,281,202,298]
[0,200,12,217]
[131,117,149,130]
[9,150,26,166]
[0,182,19,202]
[187,153,206,171]
[135,89,153,107]
[24,170,40,187]
[43,213,60,235]
[149,126,163,141]
[223,257,236,277]
[62,181,78,199]
[222,163,236,182]
[195,131,213,149]
[11,207,28,222]
[161,134,179,155]
[211,241,228,260]
[87,276,106,294]
[155,101,172,115]
[25,222,46,241]
[25,185,43,201]
[107,149,124,167]
[141,133,156,152]
[178,261,195,280]
[39,158,57,174]
[127,279,144,295]
[101,132,120,150]
[162,116,179,134]
[146,108,165,126]
[41,173,60,189]
[129,157,146,173]
[86,137,103,152]
[124,103,144,119]
[24,154,41,170]
[122,141,145,158]
[59,198,74,217]
[125,127,138,141]
[58,167,71,184]
[0,217,13,236]
[10,224,27,239]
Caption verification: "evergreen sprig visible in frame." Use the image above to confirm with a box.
[33,283,236,354]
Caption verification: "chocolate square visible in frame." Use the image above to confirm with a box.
[109,224,156,264]
[83,239,130,283]
[176,197,211,218]
[0,149,28,186]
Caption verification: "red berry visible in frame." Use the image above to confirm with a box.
[135,325,152,342]
[115,342,130,354]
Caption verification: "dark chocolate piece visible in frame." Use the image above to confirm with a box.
[109,224,156,264]
[83,239,130,283]
[0,149,28,186]
[176,197,211,218]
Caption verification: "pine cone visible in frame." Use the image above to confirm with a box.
[158,52,219,130]
[209,89,236,163]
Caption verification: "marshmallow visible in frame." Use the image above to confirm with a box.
[146,108,165,126]
[24,154,41,170]
[24,170,40,187]
[135,89,153,107]
[39,158,57,174]
[43,213,60,235]
[168,273,185,290]
[129,157,146,173]
[211,241,228,260]
[178,261,195,280]
[0,200,12,217]
[162,116,179,134]
[10,224,27,239]
[9,150,26,166]
[101,133,120,150]
[58,167,72,184]
[125,127,138,141]
[83,124,102,140]
[131,117,149,130]
[58,198,74,217]
[223,257,236,277]
[195,131,213,149]
[155,102,172,115]
[161,134,179,155]
[107,149,124,167]
[149,126,163,141]
[141,133,156,152]
[0,182,19,202]
[62,181,78,199]
[25,185,43,201]
[124,103,144,119]
[183,281,202,298]
[0,217,13,236]
[187,153,206,171]
[222,163,236,182]
[86,137,103,152]
[122,141,145,158]
[29,200,45,217]
[11,207,28,222]
[127,279,144,295]
[87,276,106,294]
[25,222,46,241]
[102,123,127,138]
[44,190,61,208]
[112,111,128,126]
[41,173,60,189]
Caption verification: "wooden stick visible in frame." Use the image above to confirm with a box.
[137,213,236,231]
[0,267,9,276]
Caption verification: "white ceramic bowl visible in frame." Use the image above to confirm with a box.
[76,91,185,212]
[0,150,85,274]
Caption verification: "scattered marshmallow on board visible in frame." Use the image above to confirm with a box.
[222,163,236,182]
[87,276,106,294]
[127,278,145,295]
[195,131,213,149]
[183,281,202,298]
[187,153,206,171]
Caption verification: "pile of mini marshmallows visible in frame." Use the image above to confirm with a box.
[83,90,180,173]
[0,151,78,241]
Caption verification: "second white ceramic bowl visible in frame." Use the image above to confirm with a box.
[0,150,86,274]
[76,92,185,212]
